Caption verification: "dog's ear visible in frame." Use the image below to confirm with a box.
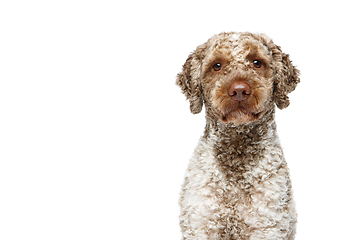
[176,44,207,114]
[271,45,300,109]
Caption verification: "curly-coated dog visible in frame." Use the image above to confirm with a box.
[176,32,300,240]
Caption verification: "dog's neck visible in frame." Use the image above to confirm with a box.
[203,106,281,184]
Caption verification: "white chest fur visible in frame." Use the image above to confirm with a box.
[179,131,296,240]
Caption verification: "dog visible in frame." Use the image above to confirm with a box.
[176,32,300,240]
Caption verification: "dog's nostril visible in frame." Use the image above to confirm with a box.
[243,89,251,95]
[228,81,251,101]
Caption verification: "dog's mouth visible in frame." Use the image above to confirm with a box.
[220,105,261,124]
[211,80,267,124]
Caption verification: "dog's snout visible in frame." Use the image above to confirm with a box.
[228,81,251,101]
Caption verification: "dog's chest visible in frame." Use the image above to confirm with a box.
[180,136,293,238]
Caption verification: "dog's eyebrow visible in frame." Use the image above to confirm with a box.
[260,42,271,55]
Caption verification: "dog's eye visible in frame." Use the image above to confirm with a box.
[213,63,222,71]
[253,60,262,68]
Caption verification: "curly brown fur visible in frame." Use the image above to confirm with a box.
[176,32,299,240]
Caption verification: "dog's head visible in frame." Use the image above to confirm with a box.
[176,32,300,125]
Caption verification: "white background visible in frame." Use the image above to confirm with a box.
[1,1,359,239]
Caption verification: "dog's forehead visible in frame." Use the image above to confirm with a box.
[206,32,268,60]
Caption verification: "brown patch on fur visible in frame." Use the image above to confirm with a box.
[273,50,300,109]
[176,43,208,114]
[213,109,275,183]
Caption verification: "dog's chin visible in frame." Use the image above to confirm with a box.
[220,107,261,125]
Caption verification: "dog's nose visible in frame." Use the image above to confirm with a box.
[228,81,251,101]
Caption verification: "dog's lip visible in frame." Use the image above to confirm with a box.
[221,106,261,121]
[224,105,246,115]
[221,106,246,119]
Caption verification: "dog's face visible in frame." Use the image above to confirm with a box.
[176,32,300,125]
